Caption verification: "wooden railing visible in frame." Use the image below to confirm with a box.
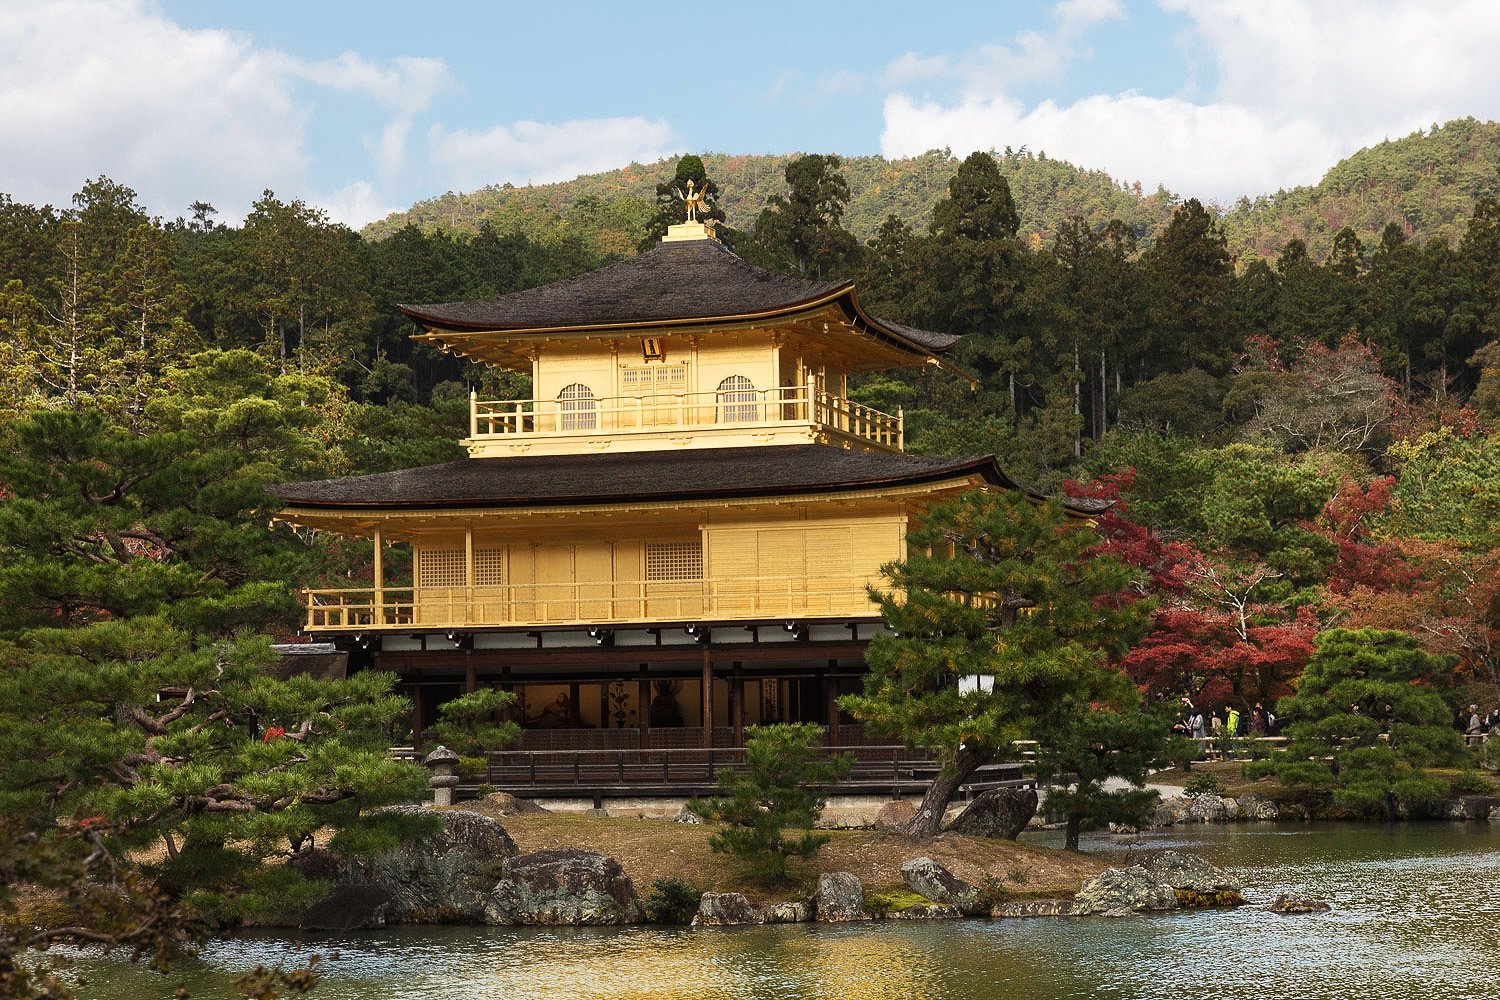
[304,573,878,631]
[469,378,902,450]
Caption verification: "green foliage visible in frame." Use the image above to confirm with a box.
[752,154,858,279]
[842,489,1149,833]
[425,688,521,757]
[689,724,850,884]
[1449,770,1495,794]
[643,876,703,925]
[1035,696,1177,850]
[1271,628,1472,817]
[1183,772,1229,798]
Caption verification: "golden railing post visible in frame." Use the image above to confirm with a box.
[373,529,385,626]
[469,390,479,438]
[897,407,905,451]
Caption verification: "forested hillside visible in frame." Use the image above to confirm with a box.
[368,119,1500,265]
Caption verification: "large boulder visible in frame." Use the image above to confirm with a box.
[298,884,393,932]
[899,857,985,915]
[889,902,961,920]
[299,806,518,926]
[1142,850,1240,893]
[1236,794,1280,821]
[815,872,869,922]
[486,849,644,925]
[1444,795,1497,820]
[1072,866,1178,916]
[1184,793,1230,824]
[763,900,813,924]
[994,899,1076,918]
[944,788,1038,840]
[692,892,762,926]
[1150,797,1191,827]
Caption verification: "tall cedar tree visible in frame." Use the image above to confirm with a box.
[1260,628,1471,818]
[842,490,1149,837]
[753,154,858,279]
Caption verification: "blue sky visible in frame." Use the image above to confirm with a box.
[4,1,1500,228]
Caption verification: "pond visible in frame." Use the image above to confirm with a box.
[43,822,1500,999]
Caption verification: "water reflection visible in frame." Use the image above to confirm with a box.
[50,823,1500,1000]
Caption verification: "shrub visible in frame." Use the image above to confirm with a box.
[1450,771,1494,795]
[644,877,702,925]
[689,724,851,884]
[1183,773,1228,798]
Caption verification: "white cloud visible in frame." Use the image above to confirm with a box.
[881,0,1500,203]
[0,0,306,220]
[317,181,398,230]
[428,117,681,191]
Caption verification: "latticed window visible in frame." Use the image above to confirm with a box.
[716,375,759,423]
[475,546,504,586]
[621,365,687,392]
[645,540,703,581]
[558,382,596,430]
[417,548,464,588]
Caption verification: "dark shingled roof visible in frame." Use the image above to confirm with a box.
[399,238,960,355]
[272,444,1104,514]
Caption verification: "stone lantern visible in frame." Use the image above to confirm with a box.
[423,745,461,806]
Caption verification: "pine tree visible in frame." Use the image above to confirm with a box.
[841,490,1150,837]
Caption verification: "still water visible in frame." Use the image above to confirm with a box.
[49,823,1500,1000]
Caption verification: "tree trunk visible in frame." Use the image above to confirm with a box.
[901,745,984,838]
[1065,814,1082,852]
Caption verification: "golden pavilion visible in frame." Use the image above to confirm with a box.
[272,219,1099,764]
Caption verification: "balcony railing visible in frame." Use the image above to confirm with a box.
[304,574,880,631]
[469,380,902,450]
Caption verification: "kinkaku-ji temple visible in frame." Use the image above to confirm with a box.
[272,214,1101,793]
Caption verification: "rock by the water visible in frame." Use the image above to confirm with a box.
[486,849,644,925]
[1072,866,1178,916]
[1267,893,1331,914]
[815,872,869,922]
[317,807,517,925]
[672,804,703,824]
[889,902,961,919]
[1185,793,1229,823]
[1444,795,1497,820]
[1143,850,1240,893]
[763,900,813,924]
[693,892,762,926]
[1236,794,1280,821]
[873,799,917,831]
[480,792,549,816]
[1109,823,1139,835]
[994,899,1076,918]
[944,788,1038,840]
[298,884,393,932]
[899,857,984,915]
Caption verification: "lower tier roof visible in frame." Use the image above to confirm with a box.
[272,444,1107,514]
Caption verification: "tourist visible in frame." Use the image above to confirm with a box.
[1188,707,1206,740]
[1250,703,1267,736]
[1455,706,1470,733]
[1466,704,1483,745]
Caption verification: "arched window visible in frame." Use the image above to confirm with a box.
[716,375,759,423]
[558,383,597,430]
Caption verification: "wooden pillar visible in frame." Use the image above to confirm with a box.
[464,652,475,694]
[731,662,744,747]
[372,528,385,626]
[637,665,650,750]
[824,660,840,748]
[464,524,475,626]
[412,684,425,748]
[701,646,713,749]
[599,681,609,730]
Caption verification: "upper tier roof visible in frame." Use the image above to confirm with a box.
[272,444,1106,515]
[398,237,959,356]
